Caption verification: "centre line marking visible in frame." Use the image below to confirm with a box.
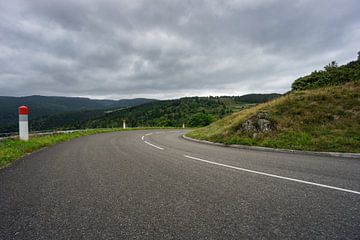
[183,155,360,195]
[144,141,164,150]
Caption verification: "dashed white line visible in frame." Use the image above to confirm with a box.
[141,136,145,140]
[183,155,360,195]
[144,141,164,150]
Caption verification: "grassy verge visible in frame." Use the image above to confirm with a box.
[0,127,175,168]
[187,82,360,153]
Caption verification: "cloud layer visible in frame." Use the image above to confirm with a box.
[0,0,359,99]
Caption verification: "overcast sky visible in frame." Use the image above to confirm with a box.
[0,0,359,99]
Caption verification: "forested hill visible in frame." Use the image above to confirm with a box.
[0,96,157,130]
[0,94,281,132]
[234,93,281,103]
[32,94,279,130]
[87,97,243,129]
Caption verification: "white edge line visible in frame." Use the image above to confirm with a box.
[144,141,164,150]
[183,155,360,195]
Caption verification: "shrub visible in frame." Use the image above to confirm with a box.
[188,113,216,127]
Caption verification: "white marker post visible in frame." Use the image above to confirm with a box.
[182,123,185,129]
[123,119,126,129]
[18,106,29,141]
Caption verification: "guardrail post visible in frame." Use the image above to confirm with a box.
[18,106,29,141]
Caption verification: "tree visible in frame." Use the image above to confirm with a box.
[324,61,338,71]
[156,117,172,127]
[188,113,216,127]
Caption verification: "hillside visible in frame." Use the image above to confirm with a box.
[0,96,156,132]
[87,97,245,128]
[188,54,360,153]
[0,94,281,133]
[292,52,360,90]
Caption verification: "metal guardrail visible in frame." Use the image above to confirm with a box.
[0,129,86,141]
[0,132,18,138]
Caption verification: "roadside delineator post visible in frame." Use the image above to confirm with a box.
[18,106,29,141]
[123,119,126,129]
[182,123,185,129]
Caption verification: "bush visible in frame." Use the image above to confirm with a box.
[188,113,216,127]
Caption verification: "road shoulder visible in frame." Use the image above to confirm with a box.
[182,135,360,159]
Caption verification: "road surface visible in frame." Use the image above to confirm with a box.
[1,130,359,239]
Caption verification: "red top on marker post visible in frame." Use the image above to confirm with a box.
[18,106,28,115]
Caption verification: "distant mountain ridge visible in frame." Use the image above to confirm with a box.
[0,96,157,132]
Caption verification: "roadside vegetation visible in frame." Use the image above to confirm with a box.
[188,53,360,153]
[0,127,172,168]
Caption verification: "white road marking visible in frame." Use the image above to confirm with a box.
[142,133,164,150]
[142,130,182,150]
[183,155,360,195]
[144,141,164,150]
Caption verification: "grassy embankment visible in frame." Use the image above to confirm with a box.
[0,127,173,168]
[187,81,360,153]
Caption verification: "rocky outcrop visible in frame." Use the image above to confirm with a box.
[257,118,272,132]
[240,112,274,133]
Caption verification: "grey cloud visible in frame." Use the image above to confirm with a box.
[0,0,359,99]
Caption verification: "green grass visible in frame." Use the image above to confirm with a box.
[0,127,176,168]
[187,81,360,153]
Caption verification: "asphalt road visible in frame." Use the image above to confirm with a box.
[1,130,359,239]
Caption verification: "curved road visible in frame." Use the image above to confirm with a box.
[1,130,359,239]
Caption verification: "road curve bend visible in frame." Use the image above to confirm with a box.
[1,130,359,239]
